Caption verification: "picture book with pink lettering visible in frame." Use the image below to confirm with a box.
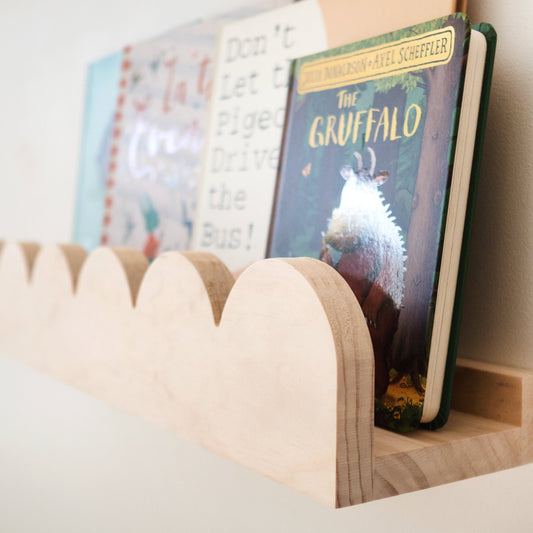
[268,15,496,432]
[98,0,289,259]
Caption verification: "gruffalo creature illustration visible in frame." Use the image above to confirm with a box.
[320,147,406,397]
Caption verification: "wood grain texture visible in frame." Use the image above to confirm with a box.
[0,242,532,508]
[452,358,525,425]
[373,358,533,500]
[374,413,523,500]
[0,242,374,508]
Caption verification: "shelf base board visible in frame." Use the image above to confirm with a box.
[373,358,533,501]
[0,242,532,507]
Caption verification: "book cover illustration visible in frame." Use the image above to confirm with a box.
[268,14,472,432]
[73,51,123,251]
[100,0,289,260]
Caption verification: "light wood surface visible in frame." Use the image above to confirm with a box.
[317,0,467,49]
[0,242,531,508]
[0,242,375,507]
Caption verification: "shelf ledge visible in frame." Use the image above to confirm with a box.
[0,242,531,507]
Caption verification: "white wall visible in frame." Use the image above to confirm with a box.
[0,0,230,243]
[1,0,533,531]
[460,0,533,372]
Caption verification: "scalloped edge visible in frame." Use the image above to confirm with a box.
[1,242,532,509]
[0,242,375,507]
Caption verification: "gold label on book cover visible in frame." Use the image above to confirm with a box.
[297,26,455,94]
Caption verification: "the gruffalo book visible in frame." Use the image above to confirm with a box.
[99,0,289,260]
[268,15,495,432]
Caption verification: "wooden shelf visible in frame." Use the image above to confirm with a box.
[0,241,531,508]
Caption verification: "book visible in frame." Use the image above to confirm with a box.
[426,21,497,430]
[267,14,495,432]
[192,0,467,272]
[191,0,328,271]
[98,0,289,260]
[73,51,123,251]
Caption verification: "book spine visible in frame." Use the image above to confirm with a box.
[101,46,132,246]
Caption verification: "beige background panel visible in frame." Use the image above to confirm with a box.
[318,0,465,49]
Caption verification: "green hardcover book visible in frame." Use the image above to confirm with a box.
[425,22,497,430]
[267,14,495,432]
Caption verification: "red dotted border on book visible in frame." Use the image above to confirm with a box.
[101,45,132,246]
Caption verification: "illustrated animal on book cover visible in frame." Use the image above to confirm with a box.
[320,147,406,397]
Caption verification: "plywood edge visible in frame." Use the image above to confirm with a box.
[106,247,150,306]
[31,244,88,294]
[74,246,149,308]
[19,242,41,277]
[180,251,235,325]
[373,422,523,500]
[0,241,41,281]
[452,358,533,426]
[55,244,89,290]
[372,358,533,501]
[284,258,375,507]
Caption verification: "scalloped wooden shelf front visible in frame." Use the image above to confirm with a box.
[0,242,531,508]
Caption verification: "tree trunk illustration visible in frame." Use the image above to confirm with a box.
[392,17,466,389]
[371,85,407,201]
